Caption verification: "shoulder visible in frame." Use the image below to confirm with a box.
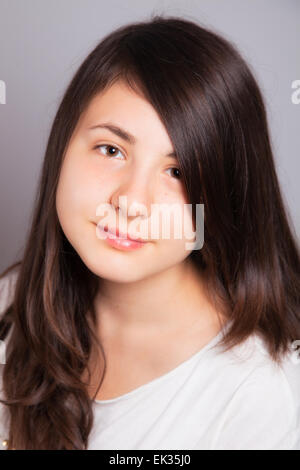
[252,332,300,433]
[0,266,20,448]
[0,265,20,365]
[0,265,20,319]
[210,332,300,449]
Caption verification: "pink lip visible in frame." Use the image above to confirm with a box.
[94,223,148,251]
[101,224,144,242]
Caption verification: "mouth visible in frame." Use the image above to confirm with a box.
[98,224,145,242]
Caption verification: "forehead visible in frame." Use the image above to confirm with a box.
[77,81,174,150]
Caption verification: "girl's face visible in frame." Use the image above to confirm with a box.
[55,80,196,282]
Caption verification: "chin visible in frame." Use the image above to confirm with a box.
[80,252,154,284]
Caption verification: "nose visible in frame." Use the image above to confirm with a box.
[110,172,154,224]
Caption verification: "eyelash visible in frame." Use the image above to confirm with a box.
[93,144,182,181]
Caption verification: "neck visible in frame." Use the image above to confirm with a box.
[93,258,222,338]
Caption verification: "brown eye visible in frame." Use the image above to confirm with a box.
[166,167,182,180]
[94,144,125,159]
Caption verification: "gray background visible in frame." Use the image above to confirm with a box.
[0,0,299,272]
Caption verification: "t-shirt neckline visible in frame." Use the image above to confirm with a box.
[93,319,232,406]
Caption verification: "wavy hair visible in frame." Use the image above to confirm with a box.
[0,14,299,449]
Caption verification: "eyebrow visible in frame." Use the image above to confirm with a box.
[87,122,177,158]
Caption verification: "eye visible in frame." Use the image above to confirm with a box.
[93,144,182,180]
[165,167,182,180]
[93,144,125,159]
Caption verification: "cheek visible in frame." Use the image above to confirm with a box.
[56,156,99,233]
[156,195,194,240]
[56,161,84,218]
[156,236,193,268]
[56,151,109,219]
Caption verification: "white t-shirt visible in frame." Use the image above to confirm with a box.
[0,266,299,450]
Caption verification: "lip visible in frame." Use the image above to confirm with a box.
[99,224,145,242]
[93,223,148,251]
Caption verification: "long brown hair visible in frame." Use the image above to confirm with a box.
[0,14,299,450]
